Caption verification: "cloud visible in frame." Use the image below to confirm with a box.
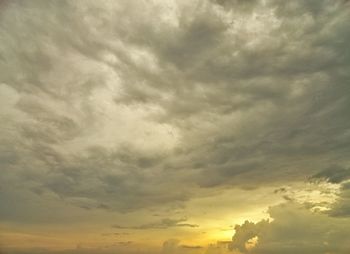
[0,0,350,241]
[181,245,203,249]
[0,246,150,254]
[1,1,350,253]
[329,181,350,217]
[112,218,198,230]
[311,165,350,183]
[161,240,222,254]
[310,166,350,217]
[230,202,350,254]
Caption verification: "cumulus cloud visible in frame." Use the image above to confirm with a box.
[230,202,350,254]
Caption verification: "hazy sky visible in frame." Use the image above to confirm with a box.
[0,0,350,253]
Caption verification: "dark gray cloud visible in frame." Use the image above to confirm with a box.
[311,165,350,183]
[0,0,349,237]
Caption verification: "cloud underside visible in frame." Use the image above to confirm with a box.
[1,0,350,253]
[1,0,349,213]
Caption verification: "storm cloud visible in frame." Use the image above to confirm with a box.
[0,0,350,253]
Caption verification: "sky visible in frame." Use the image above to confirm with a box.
[0,0,350,253]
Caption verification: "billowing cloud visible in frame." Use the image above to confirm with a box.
[0,0,350,253]
[1,0,349,217]
[230,202,350,254]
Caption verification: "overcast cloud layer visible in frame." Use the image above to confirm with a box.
[1,0,350,253]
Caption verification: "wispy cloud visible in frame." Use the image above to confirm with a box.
[112,218,198,230]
